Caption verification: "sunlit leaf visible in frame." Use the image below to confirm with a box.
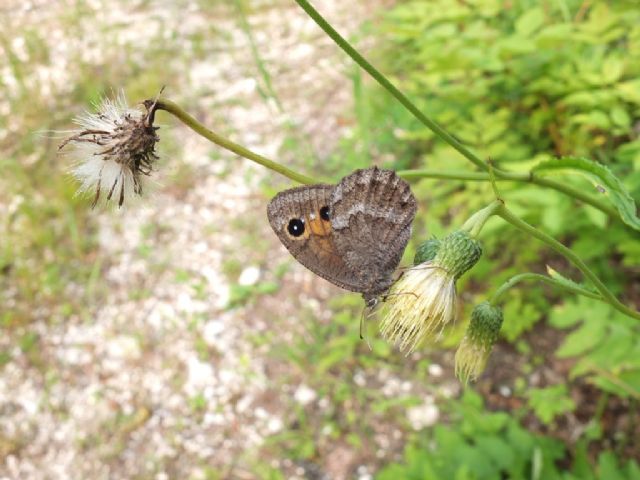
[534,156,640,231]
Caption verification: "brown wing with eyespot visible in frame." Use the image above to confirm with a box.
[267,184,367,292]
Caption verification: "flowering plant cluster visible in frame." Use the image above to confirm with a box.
[58,1,639,384]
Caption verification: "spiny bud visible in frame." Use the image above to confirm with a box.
[431,230,482,280]
[413,238,441,264]
[455,302,504,384]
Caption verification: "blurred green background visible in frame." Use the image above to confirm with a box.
[1,0,639,478]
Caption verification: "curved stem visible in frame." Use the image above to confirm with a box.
[294,0,487,171]
[461,200,502,238]
[153,99,317,185]
[400,169,615,217]
[397,169,490,182]
[490,273,602,305]
[487,159,502,200]
[528,174,617,218]
[496,205,640,320]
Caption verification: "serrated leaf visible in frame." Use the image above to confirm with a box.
[527,385,576,425]
[533,156,640,231]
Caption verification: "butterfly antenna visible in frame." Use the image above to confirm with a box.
[383,290,419,301]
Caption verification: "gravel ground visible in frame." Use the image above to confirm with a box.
[1,1,455,479]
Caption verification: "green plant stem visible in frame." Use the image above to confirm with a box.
[496,204,640,321]
[586,366,640,400]
[294,0,486,171]
[233,0,284,113]
[490,273,602,305]
[461,200,502,238]
[398,170,615,217]
[154,99,316,185]
[397,169,490,181]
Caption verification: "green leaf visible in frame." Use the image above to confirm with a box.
[515,7,546,36]
[527,385,576,425]
[597,451,627,480]
[556,318,607,358]
[548,298,592,328]
[533,156,640,231]
[610,106,631,129]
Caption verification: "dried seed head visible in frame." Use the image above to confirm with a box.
[59,91,160,207]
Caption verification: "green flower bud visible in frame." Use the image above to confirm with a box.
[433,230,482,280]
[414,238,441,265]
[455,302,504,383]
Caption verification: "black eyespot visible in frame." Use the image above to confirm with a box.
[320,206,330,221]
[287,218,305,237]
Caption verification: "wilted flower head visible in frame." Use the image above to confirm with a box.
[59,91,160,207]
[455,301,504,383]
[380,230,482,353]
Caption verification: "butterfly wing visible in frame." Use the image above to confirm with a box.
[267,184,367,293]
[330,167,417,295]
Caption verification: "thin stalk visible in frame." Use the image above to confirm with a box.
[294,0,487,171]
[397,169,490,182]
[400,169,616,217]
[461,200,502,238]
[487,159,502,200]
[154,99,316,185]
[496,204,640,320]
[587,366,640,400]
[490,272,602,305]
[529,175,617,218]
[233,0,284,113]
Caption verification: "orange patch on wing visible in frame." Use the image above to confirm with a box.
[307,216,332,237]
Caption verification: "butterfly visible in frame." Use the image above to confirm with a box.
[267,167,417,306]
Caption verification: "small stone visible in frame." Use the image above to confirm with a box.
[294,384,317,405]
[428,363,443,377]
[407,402,439,429]
[238,266,260,286]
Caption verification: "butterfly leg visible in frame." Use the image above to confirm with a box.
[359,303,376,351]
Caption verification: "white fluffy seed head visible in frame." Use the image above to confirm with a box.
[60,91,160,207]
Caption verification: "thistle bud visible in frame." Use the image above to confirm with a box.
[413,238,441,264]
[455,302,504,383]
[380,231,483,354]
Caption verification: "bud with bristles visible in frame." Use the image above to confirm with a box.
[380,230,482,353]
[413,238,441,264]
[455,302,503,383]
